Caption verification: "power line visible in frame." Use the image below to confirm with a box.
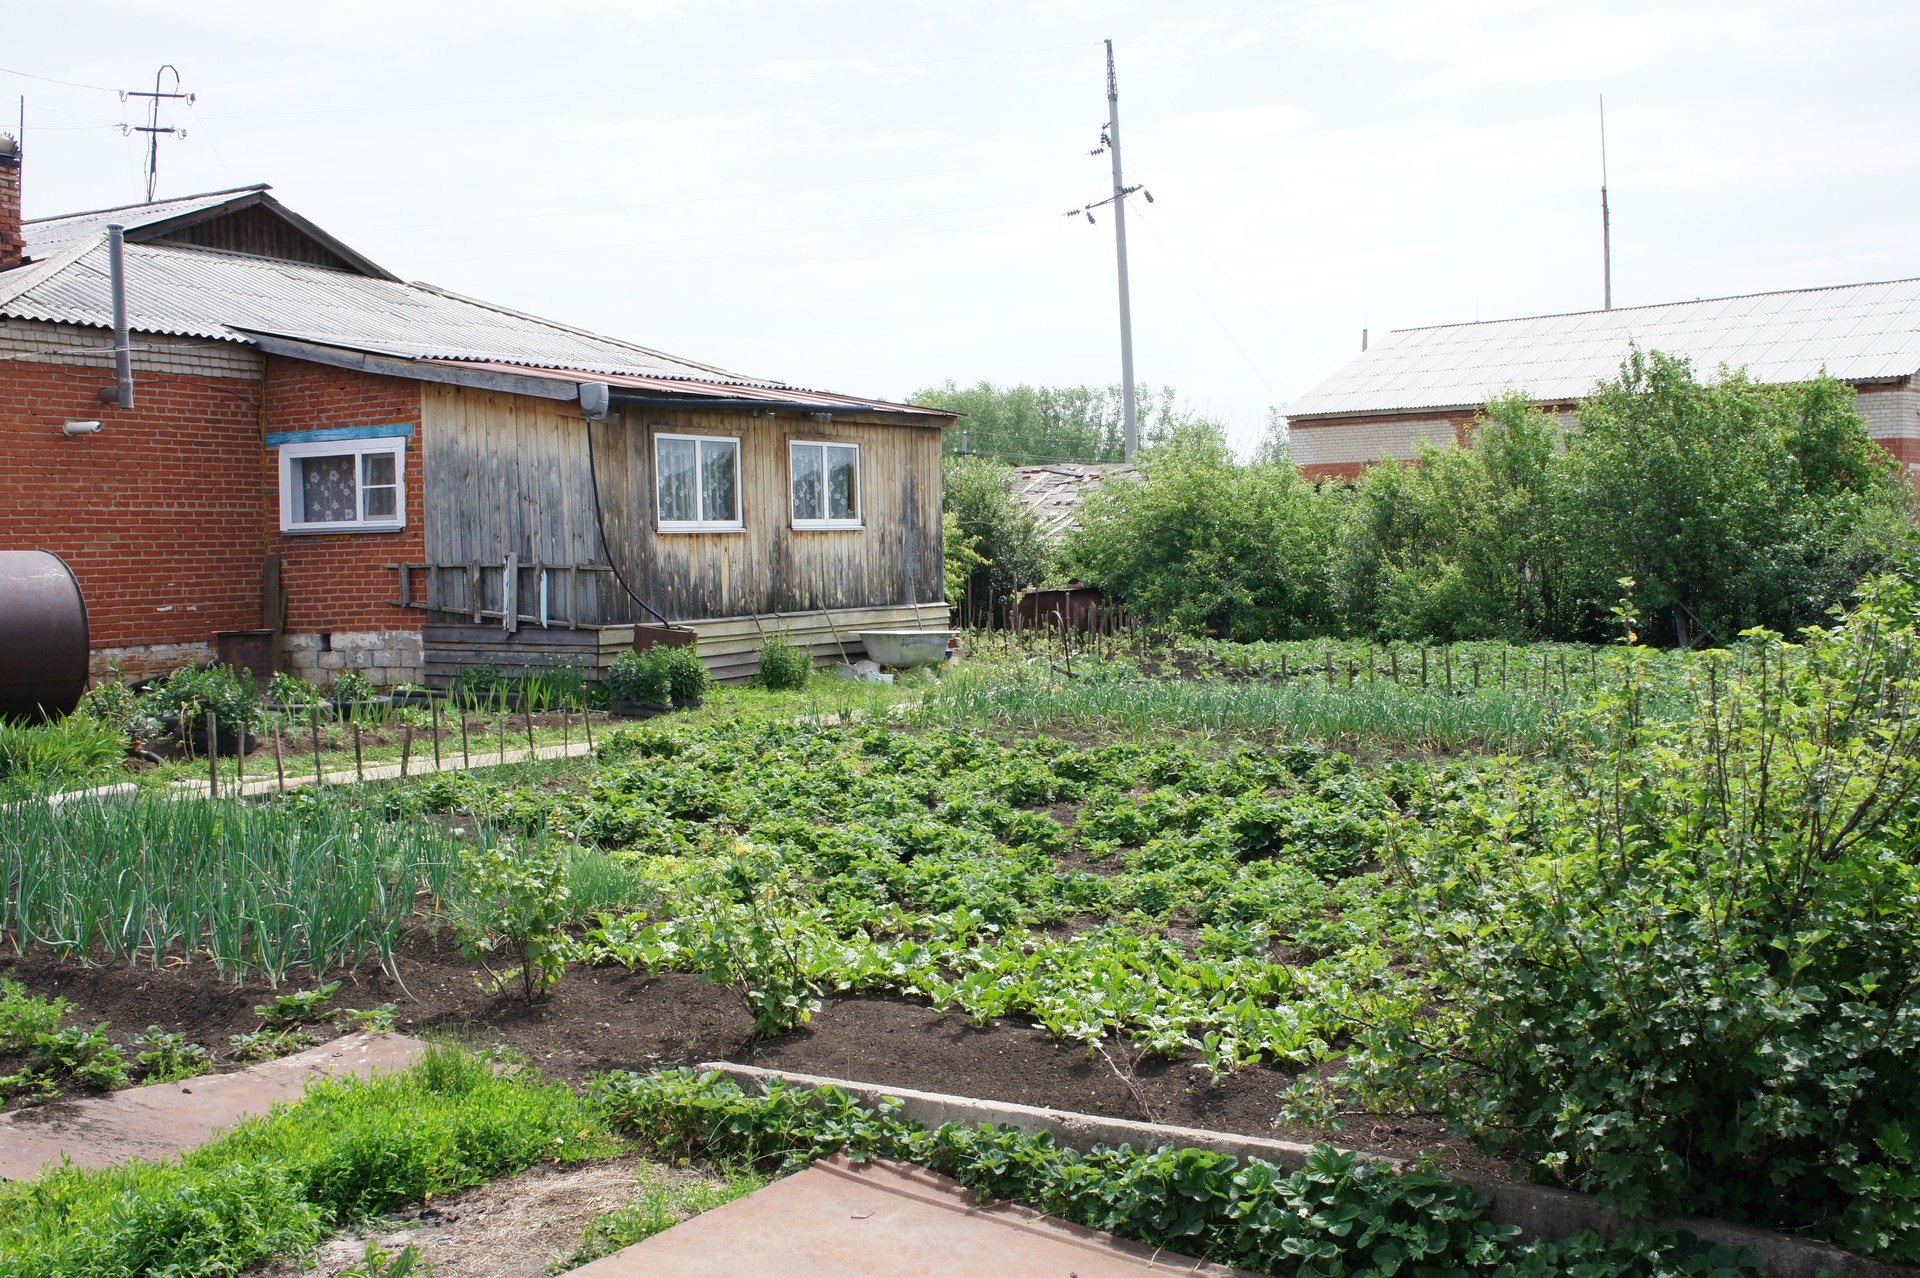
[1132,206,1282,403]
[0,64,120,93]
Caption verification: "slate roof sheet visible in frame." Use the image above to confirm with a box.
[1289,278,1920,418]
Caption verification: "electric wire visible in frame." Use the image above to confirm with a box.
[1131,205,1283,404]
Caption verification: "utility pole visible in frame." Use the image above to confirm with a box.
[1106,41,1138,459]
[1599,94,1612,311]
[1067,42,1152,460]
[122,65,193,203]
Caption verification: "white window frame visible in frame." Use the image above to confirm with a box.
[277,437,407,534]
[655,432,745,533]
[788,439,863,531]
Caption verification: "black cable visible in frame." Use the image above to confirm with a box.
[583,413,681,629]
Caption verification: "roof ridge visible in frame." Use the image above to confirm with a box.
[404,280,779,385]
[25,183,271,227]
[0,231,104,310]
[1392,274,1920,335]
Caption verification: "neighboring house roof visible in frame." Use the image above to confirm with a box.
[1011,462,1140,541]
[1,184,952,418]
[1288,277,1920,420]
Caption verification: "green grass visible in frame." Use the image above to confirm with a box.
[562,1164,767,1268]
[0,1045,622,1278]
[0,791,465,984]
[0,716,125,797]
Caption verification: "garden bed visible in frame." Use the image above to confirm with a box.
[0,935,1493,1176]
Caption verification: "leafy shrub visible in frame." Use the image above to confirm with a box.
[662,644,712,703]
[1341,584,1920,1258]
[267,671,325,710]
[329,669,378,705]
[152,664,262,735]
[453,840,571,1002]
[79,666,163,742]
[607,649,671,706]
[756,632,812,691]
[591,1068,1764,1278]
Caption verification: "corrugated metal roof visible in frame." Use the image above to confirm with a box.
[1288,278,1920,419]
[23,185,270,256]
[2,184,959,416]
[0,237,784,385]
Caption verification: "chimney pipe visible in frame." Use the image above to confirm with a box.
[97,225,134,410]
[0,133,21,272]
[1362,328,1369,352]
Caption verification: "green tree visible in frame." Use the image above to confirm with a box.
[1334,393,1566,640]
[1066,422,1341,640]
[942,455,1052,625]
[912,381,1216,465]
[1558,348,1911,645]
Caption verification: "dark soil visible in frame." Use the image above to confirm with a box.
[0,934,1503,1177]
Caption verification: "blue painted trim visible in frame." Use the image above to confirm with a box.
[266,423,414,447]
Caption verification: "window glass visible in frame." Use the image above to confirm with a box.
[361,452,397,520]
[827,444,858,521]
[791,443,824,521]
[657,437,698,523]
[700,439,739,523]
[299,454,359,523]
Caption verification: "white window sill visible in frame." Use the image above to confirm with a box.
[791,520,865,532]
[281,523,407,535]
[658,522,746,535]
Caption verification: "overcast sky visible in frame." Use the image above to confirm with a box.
[10,1,1920,453]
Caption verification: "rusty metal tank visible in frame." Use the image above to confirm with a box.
[0,551,91,721]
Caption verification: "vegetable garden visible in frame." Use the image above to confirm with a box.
[6,585,1920,1274]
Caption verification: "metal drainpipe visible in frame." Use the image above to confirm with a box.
[98,224,134,410]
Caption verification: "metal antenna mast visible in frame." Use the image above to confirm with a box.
[1599,94,1612,311]
[122,65,193,202]
[1067,41,1152,460]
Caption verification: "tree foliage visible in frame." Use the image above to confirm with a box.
[912,380,1216,466]
[942,455,1052,625]
[1067,423,1341,640]
[1061,351,1915,645]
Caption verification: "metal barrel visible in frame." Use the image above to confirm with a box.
[0,551,91,721]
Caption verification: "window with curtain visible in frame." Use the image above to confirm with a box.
[656,434,742,530]
[789,440,860,528]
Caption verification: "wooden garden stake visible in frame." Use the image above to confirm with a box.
[206,711,219,799]
[400,721,413,777]
[1444,645,1453,694]
[310,703,324,785]
[272,721,285,792]
[460,708,471,769]
[582,701,594,750]
[1472,659,1480,691]
[431,698,443,770]
[523,688,536,756]
[1390,649,1399,683]
[1501,649,1509,689]
[1420,647,1428,689]
[497,706,506,762]
[234,717,245,787]
[561,704,570,752]
[352,719,364,782]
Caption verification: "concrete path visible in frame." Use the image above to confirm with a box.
[570,1155,1253,1278]
[0,1031,426,1179]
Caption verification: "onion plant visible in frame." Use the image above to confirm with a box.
[0,792,464,985]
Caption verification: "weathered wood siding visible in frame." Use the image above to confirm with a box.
[420,384,944,625]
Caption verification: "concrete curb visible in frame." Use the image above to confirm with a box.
[704,1062,1909,1278]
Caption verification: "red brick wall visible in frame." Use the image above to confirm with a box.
[0,348,426,664]
[260,358,423,633]
[0,360,264,649]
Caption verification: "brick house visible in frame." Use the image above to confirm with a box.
[0,138,954,687]
[1283,279,1920,482]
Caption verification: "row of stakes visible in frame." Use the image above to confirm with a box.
[197,698,595,799]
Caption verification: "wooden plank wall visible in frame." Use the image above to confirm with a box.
[420,384,945,627]
[421,601,952,687]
